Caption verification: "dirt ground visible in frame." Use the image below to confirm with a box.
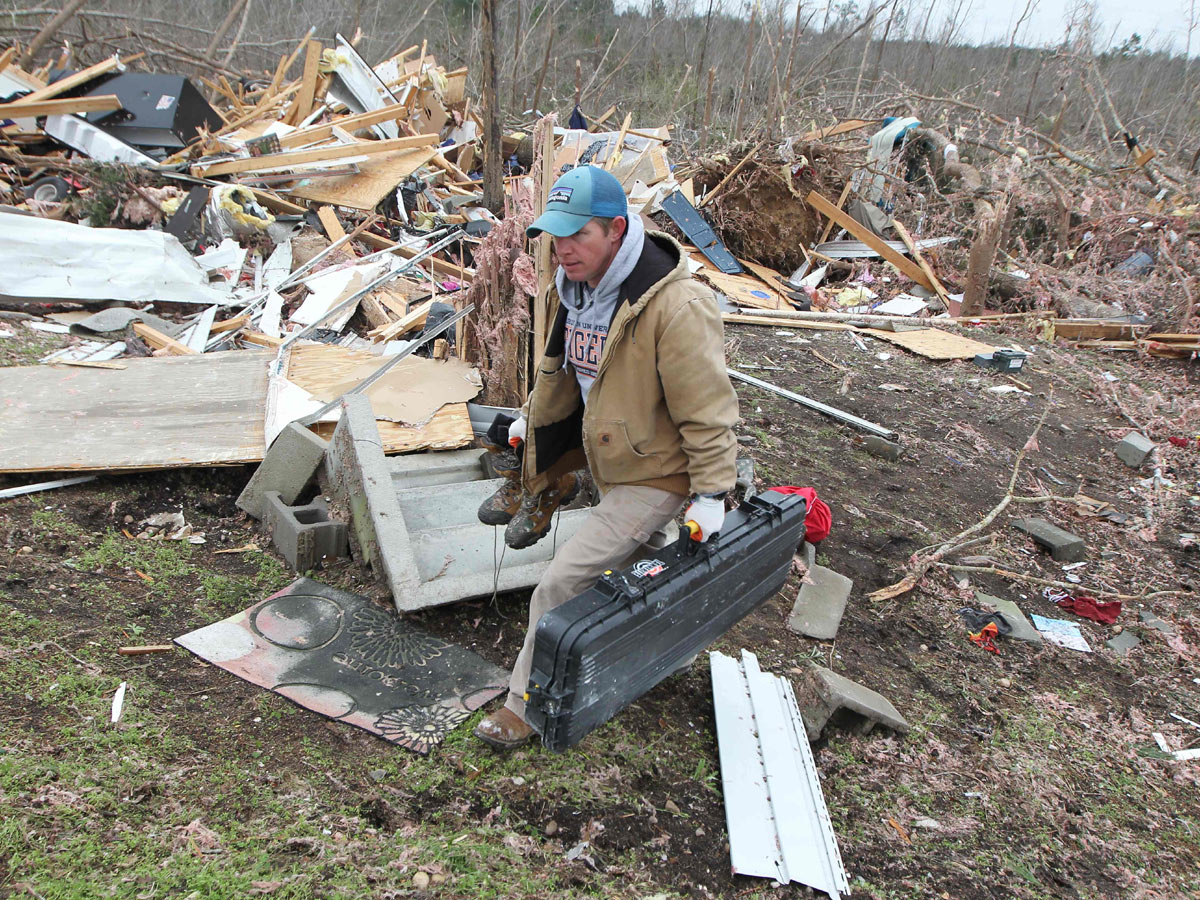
[2,318,1199,899]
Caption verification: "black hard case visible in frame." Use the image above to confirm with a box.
[524,490,807,751]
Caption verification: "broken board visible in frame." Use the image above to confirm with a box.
[863,327,995,360]
[284,343,474,452]
[0,350,270,473]
[702,269,786,311]
[176,578,507,754]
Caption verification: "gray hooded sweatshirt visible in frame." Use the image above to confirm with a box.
[555,213,646,404]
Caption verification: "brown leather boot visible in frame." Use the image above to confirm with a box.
[474,706,535,750]
[504,471,580,550]
[477,445,523,526]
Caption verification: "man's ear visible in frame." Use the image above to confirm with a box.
[611,216,628,240]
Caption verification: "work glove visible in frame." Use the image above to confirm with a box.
[683,494,725,543]
[508,415,527,447]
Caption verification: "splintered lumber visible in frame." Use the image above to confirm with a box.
[16,55,122,104]
[0,95,122,118]
[0,47,15,78]
[210,314,251,334]
[0,351,270,473]
[132,323,198,356]
[285,39,323,125]
[316,206,348,242]
[806,191,934,291]
[370,298,434,341]
[799,119,877,141]
[278,103,414,149]
[723,312,852,332]
[240,330,284,348]
[358,229,473,282]
[195,134,438,177]
[892,219,949,302]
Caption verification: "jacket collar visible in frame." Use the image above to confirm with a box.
[617,230,690,317]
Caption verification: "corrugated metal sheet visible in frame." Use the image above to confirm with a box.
[815,236,958,259]
[710,650,850,897]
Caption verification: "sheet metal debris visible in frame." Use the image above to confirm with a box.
[710,649,850,897]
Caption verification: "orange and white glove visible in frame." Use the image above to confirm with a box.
[508,415,527,447]
[684,494,725,542]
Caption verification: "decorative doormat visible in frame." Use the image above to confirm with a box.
[175,578,507,754]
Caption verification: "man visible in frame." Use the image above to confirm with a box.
[474,165,739,749]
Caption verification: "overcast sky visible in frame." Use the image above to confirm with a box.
[957,0,1197,52]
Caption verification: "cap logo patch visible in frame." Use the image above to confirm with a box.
[547,186,574,204]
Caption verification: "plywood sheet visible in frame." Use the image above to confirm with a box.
[285,344,474,452]
[701,269,786,311]
[310,403,472,453]
[289,147,437,210]
[863,327,994,360]
[0,350,271,473]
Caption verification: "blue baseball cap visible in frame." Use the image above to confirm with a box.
[526,165,628,238]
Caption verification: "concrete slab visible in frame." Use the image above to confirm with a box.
[793,665,909,740]
[1115,431,1154,468]
[976,592,1042,643]
[1011,517,1086,562]
[787,565,852,640]
[1106,629,1141,655]
[1139,610,1175,634]
[386,448,488,490]
[236,422,328,519]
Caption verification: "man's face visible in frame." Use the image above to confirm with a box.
[552,216,627,287]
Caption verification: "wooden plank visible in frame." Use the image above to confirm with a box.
[806,191,934,290]
[316,206,347,242]
[288,147,438,210]
[195,134,437,177]
[0,351,270,473]
[892,219,949,303]
[240,330,284,348]
[0,47,15,78]
[370,298,434,341]
[817,182,852,245]
[16,55,121,104]
[723,312,852,332]
[278,103,414,149]
[132,322,197,356]
[286,39,323,126]
[862,327,994,360]
[798,119,876,141]
[0,94,122,118]
[357,229,474,283]
[210,314,251,334]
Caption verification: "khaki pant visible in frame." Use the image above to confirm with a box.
[505,484,686,719]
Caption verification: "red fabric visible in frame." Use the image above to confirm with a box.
[771,486,832,543]
[1057,594,1122,624]
[968,622,1001,655]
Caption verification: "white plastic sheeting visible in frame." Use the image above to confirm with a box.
[0,212,230,305]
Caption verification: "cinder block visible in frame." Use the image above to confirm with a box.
[793,665,909,740]
[237,423,329,519]
[787,565,852,640]
[1011,517,1086,563]
[262,491,348,572]
[1115,432,1154,468]
[863,435,903,462]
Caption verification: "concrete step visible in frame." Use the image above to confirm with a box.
[396,478,502,531]
[386,448,488,490]
[410,513,586,583]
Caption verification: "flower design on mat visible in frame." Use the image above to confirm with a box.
[375,704,469,753]
[347,606,448,668]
